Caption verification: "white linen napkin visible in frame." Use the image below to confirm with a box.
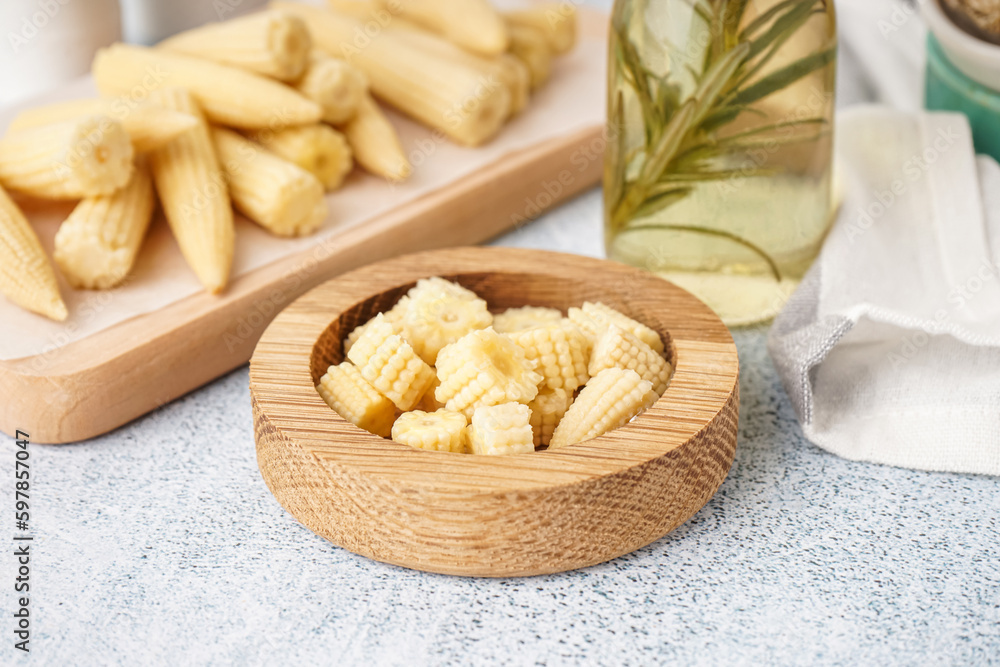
[768,106,1000,476]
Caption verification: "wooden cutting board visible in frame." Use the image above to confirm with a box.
[0,10,607,444]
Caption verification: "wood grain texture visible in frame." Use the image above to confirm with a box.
[251,247,739,577]
[0,9,608,444]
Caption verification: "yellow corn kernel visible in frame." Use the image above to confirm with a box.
[0,184,66,321]
[8,100,199,153]
[147,88,234,294]
[549,368,657,449]
[507,23,551,91]
[277,2,511,146]
[0,116,133,199]
[92,43,321,130]
[317,361,396,437]
[211,127,326,237]
[53,161,155,289]
[589,325,673,396]
[469,403,534,456]
[528,388,572,448]
[492,306,563,334]
[158,10,311,82]
[346,313,436,411]
[391,409,468,453]
[295,52,367,125]
[416,375,445,412]
[342,296,410,355]
[568,301,665,354]
[337,93,409,182]
[254,123,354,191]
[506,322,589,392]
[505,4,577,55]
[399,277,492,365]
[435,328,542,418]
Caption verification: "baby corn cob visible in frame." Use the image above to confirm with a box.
[589,325,673,397]
[507,23,552,91]
[0,116,133,199]
[342,296,410,355]
[549,368,657,449]
[277,3,511,146]
[400,277,493,365]
[8,100,199,153]
[505,4,577,55]
[294,52,366,125]
[147,88,234,293]
[211,127,327,237]
[527,388,572,448]
[568,302,665,354]
[506,322,590,393]
[469,403,534,456]
[346,313,436,411]
[391,409,468,453]
[92,44,321,130]
[492,305,562,334]
[158,10,311,82]
[254,123,354,191]
[317,361,396,437]
[434,328,542,418]
[338,93,410,181]
[53,161,155,289]
[497,54,531,116]
[0,184,67,321]
[372,0,509,56]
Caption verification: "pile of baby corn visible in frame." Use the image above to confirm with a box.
[318,277,673,454]
[0,1,577,321]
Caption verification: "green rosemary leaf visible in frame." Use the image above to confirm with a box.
[639,98,698,185]
[738,0,802,40]
[689,41,750,126]
[654,166,780,183]
[613,27,660,147]
[619,223,783,281]
[698,104,766,132]
[632,187,693,220]
[723,0,751,46]
[728,45,835,108]
[674,117,828,163]
[744,0,818,61]
[606,91,627,213]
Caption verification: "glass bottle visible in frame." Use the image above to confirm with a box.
[604,0,837,325]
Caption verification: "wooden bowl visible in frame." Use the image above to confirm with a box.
[250,247,739,577]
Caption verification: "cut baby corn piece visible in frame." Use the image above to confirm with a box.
[416,375,445,412]
[254,123,353,191]
[505,4,577,55]
[92,44,321,130]
[8,100,199,153]
[400,277,492,365]
[53,161,155,289]
[568,301,665,354]
[548,368,657,450]
[317,362,396,437]
[0,184,66,321]
[391,409,468,453]
[294,52,366,125]
[0,116,133,199]
[434,328,542,418]
[147,88,234,293]
[278,3,511,146]
[342,296,410,354]
[507,23,552,91]
[338,93,410,181]
[371,0,509,56]
[469,403,534,456]
[506,322,590,393]
[346,313,436,411]
[212,127,327,237]
[492,305,562,334]
[528,388,572,448]
[158,10,311,82]
[589,325,673,397]
[388,24,529,118]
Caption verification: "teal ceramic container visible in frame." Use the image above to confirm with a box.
[926,33,1000,162]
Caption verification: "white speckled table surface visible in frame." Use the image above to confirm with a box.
[3,1,999,665]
